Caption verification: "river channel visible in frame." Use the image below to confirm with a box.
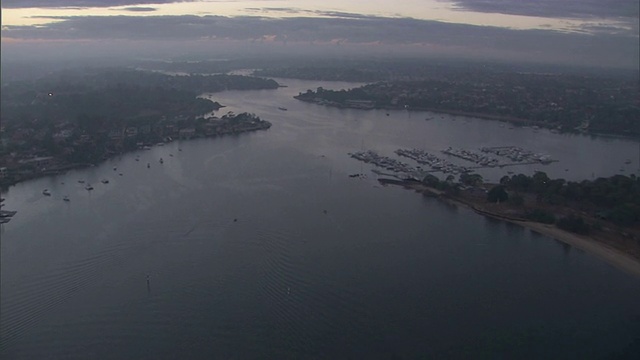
[1,79,639,359]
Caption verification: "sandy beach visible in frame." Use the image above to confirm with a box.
[512,221,640,277]
[395,180,640,278]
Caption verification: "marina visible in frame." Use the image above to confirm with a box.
[441,146,557,169]
[395,148,470,175]
[441,147,502,167]
[351,146,561,179]
[349,150,417,174]
[480,146,555,164]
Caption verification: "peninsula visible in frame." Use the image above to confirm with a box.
[378,172,640,277]
[294,70,639,137]
[0,68,279,188]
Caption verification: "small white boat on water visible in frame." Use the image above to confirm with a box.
[42,189,51,196]
[85,185,94,191]
[63,196,70,202]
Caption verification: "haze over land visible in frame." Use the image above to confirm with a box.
[3,2,640,359]
[2,0,639,71]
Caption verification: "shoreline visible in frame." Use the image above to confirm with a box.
[0,123,271,191]
[388,179,640,278]
[295,97,639,139]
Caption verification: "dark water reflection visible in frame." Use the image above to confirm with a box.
[1,79,639,359]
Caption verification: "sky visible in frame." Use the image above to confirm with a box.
[1,0,639,69]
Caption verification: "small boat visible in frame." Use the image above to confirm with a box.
[63,196,70,202]
[169,154,173,157]
[278,107,288,111]
[119,173,123,176]
[113,167,117,171]
[1,210,18,218]
[101,179,109,184]
[159,158,164,164]
[85,185,94,191]
[135,158,140,162]
[78,180,85,184]
[42,189,51,196]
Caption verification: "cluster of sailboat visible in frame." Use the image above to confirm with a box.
[395,148,470,175]
[479,146,554,164]
[3,147,178,225]
[442,147,502,167]
[349,151,416,173]
[39,155,170,202]
[349,143,561,180]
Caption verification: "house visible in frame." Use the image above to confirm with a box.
[53,129,73,143]
[179,128,196,139]
[108,129,124,141]
[126,127,138,137]
[18,156,55,171]
[345,100,374,109]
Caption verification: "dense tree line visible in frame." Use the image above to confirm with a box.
[499,172,640,227]
[255,67,381,82]
[0,67,281,130]
[295,73,639,136]
[1,68,278,126]
[36,68,280,94]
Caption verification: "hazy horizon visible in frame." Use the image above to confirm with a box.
[2,0,639,70]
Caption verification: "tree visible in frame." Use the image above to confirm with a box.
[422,174,441,187]
[532,171,550,193]
[509,174,532,191]
[556,215,590,235]
[460,173,483,186]
[609,204,640,226]
[508,194,524,206]
[526,209,556,224]
[487,185,509,203]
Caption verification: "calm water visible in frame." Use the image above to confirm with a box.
[1,79,639,359]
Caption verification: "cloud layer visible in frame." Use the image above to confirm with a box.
[446,0,639,19]
[0,0,185,8]
[5,13,637,42]
[3,14,637,68]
